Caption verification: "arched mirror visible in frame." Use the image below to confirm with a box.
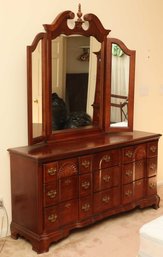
[104,38,135,132]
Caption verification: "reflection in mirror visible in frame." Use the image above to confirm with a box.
[32,39,43,137]
[110,43,130,128]
[51,35,101,131]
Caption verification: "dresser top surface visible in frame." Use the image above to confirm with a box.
[8,130,161,162]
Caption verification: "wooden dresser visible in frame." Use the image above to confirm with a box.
[9,131,161,253]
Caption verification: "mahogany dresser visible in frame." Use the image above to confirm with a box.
[9,131,161,253]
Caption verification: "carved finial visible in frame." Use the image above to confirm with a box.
[77,3,83,22]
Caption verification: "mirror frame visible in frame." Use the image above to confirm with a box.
[27,7,110,145]
[104,37,136,132]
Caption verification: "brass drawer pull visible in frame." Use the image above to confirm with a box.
[65,178,71,185]
[125,170,133,177]
[48,214,57,223]
[81,181,90,189]
[136,181,142,186]
[47,190,57,199]
[125,150,133,158]
[150,145,157,153]
[48,167,57,176]
[65,203,71,208]
[125,190,132,196]
[102,175,110,182]
[82,203,90,212]
[149,182,156,189]
[103,155,111,162]
[81,160,90,168]
[102,195,110,203]
[149,163,157,171]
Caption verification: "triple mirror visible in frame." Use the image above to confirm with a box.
[27,5,135,145]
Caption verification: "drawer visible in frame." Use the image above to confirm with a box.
[59,199,78,226]
[58,158,78,178]
[43,161,58,183]
[147,141,158,157]
[135,160,146,180]
[147,157,157,177]
[122,183,133,204]
[134,179,145,201]
[122,144,146,163]
[79,155,92,174]
[122,163,133,184]
[79,196,92,220]
[79,174,92,197]
[59,175,78,202]
[147,177,157,196]
[94,166,120,192]
[122,160,146,184]
[44,182,58,207]
[93,187,120,214]
[93,149,120,171]
[44,206,60,232]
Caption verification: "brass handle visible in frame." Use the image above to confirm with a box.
[149,182,156,189]
[125,190,132,196]
[81,181,90,189]
[82,203,90,212]
[48,167,57,176]
[102,195,110,203]
[103,155,111,162]
[125,151,133,158]
[136,181,142,186]
[81,160,90,168]
[149,163,157,171]
[65,178,71,185]
[47,190,57,199]
[65,203,71,208]
[102,175,110,183]
[33,98,38,103]
[150,145,157,153]
[125,170,133,177]
[48,214,57,223]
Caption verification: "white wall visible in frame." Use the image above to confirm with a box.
[1,0,163,232]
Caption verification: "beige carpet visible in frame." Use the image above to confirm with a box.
[1,185,163,257]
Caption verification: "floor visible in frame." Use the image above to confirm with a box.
[0,186,163,257]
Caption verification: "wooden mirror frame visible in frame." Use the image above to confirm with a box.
[27,6,110,145]
[104,38,136,132]
[27,5,135,145]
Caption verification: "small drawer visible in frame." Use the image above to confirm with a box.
[94,166,120,192]
[93,187,120,214]
[147,157,157,177]
[79,155,92,174]
[134,179,145,201]
[94,189,113,214]
[58,158,78,178]
[44,182,58,207]
[79,196,92,220]
[93,149,120,171]
[147,177,157,196]
[122,183,133,204]
[59,199,78,226]
[122,144,146,163]
[44,206,60,232]
[59,175,78,202]
[147,141,158,157]
[135,160,146,180]
[79,174,92,197]
[43,161,58,183]
[122,163,133,184]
